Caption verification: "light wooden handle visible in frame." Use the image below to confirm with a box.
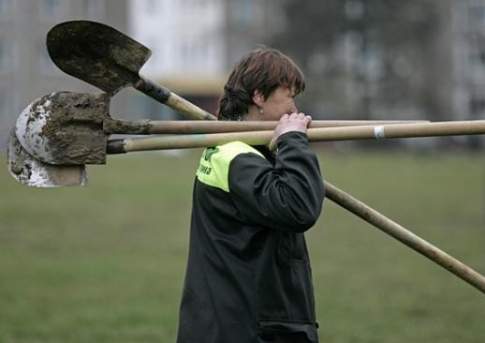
[104,119,429,135]
[306,120,485,141]
[134,77,217,121]
[325,181,485,294]
[116,120,485,152]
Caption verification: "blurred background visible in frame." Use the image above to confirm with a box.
[2,0,485,148]
[1,1,484,342]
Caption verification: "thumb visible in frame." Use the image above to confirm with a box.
[268,136,278,152]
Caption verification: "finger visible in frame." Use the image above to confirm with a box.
[305,115,312,127]
[268,137,278,151]
[280,113,290,121]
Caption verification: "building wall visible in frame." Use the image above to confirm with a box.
[129,0,225,78]
[125,0,283,118]
[4,0,483,150]
[452,0,485,120]
[224,0,283,68]
[126,0,228,118]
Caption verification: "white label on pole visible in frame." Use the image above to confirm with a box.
[374,126,385,139]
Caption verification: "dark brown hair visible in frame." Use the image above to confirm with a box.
[218,48,305,120]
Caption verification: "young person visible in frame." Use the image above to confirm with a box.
[177,48,325,343]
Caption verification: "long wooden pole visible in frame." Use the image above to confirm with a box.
[104,119,428,134]
[109,120,485,152]
[325,181,485,294]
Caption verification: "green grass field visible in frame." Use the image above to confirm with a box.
[1,150,484,342]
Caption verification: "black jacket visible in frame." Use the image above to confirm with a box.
[177,132,325,343]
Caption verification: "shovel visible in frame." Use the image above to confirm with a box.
[46,20,216,121]
[105,118,429,135]
[12,91,485,165]
[13,91,429,165]
[108,119,485,153]
[7,129,86,187]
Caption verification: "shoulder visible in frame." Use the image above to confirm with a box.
[214,141,264,162]
[196,141,265,192]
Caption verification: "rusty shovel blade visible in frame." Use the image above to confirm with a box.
[7,129,87,188]
[15,92,109,165]
[47,20,151,94]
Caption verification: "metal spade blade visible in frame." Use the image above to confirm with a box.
[15,92,109,165]
[47,20,151,94]
[7,129,87,188]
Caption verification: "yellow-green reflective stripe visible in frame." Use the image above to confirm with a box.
[196,141,264,192]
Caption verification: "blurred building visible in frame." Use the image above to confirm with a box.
[453,0,485,125]
[0,0,280,149]
[0,0,127,150]
[270,0,485,133]
[290,0,455,121]
[4,0,484,150]
[130,0,225,80]
[224,0,283,67]
[127,0,226,119]
[126,0,278,119]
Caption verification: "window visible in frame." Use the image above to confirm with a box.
[85,0,105,19]
[181,40,191,68]
[0,38,12,73]
[468,44,485,67]
[0,89,7,114]
[231,0,254,26]
[0,0,13,19]
[145,0,158,14]
[0,39,5,70]
[470,95,485,114]
[0,0,9,13]
[0,89,12,139]
[39,0,65,19]
[345,0,364,20]
[468,3,485,26]
[38,43,56,75]
[466,43,485,84]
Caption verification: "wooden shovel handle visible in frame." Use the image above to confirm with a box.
[325,181,485,294]
[107,120,485,152]
[134,78,217,121]
[104,119,429,135]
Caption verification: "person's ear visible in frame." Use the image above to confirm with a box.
[252,90,265,107]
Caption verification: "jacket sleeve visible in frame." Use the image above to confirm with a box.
[228,131,325,232]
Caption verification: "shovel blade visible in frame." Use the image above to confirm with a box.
[47,20,151,93]
[7,129,87,188]
[15,92,109,165]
